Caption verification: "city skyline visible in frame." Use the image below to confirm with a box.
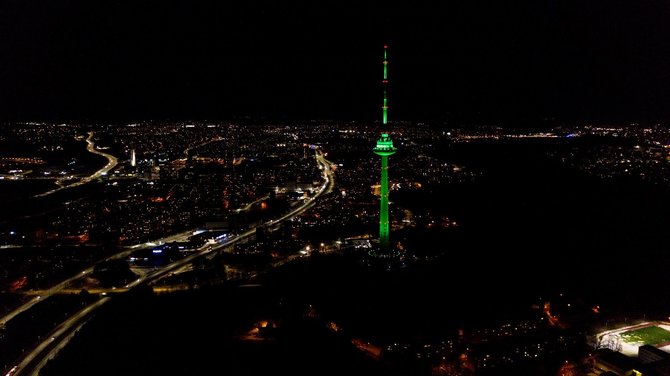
[3,121,670,375]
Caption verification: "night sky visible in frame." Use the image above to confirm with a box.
[2,0,670,124]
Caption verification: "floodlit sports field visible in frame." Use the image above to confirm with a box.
[596,322,670,356]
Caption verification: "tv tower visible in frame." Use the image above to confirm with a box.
[130,149,136,167]
[373,45,397,254]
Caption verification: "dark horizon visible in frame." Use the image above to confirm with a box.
[2,1,670,125]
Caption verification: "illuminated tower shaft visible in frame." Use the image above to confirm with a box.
[374,134,396,251]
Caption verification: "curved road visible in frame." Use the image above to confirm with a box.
[35,131,118,198]
[12,149,335,376]
[0,229,195,328]
[12,297,110,375]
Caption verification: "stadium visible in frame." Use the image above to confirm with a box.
[596,321,670,356]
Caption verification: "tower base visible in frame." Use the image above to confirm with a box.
[365,239,404,270]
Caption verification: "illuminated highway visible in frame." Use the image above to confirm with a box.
[10,149,335,376]
[0,229,193,328]
[14,297,110,376]
[183,136,222,158]
[236,194,270,213]
[34,131,118,197]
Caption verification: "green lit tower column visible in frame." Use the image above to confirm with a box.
[373,134,396,252]
[373,44,397,255]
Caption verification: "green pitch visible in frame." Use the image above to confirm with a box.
[621,326,670,345]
